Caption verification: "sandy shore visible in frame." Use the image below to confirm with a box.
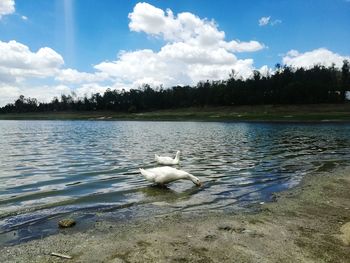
[1,168,350,263]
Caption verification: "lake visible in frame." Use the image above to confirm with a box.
[0,120,350,244]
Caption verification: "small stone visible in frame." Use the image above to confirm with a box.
[218,225,232,231]
[339,222,350,245]
[204,234,216,241]
[233,227,246,233]
[58,218,76,228]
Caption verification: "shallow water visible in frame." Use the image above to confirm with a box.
[0,120,350,244]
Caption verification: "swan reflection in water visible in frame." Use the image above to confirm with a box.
[138,183,204,203]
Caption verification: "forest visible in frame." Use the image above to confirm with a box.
[1,61,349,114]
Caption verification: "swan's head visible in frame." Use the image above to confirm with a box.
[189,175,202,187]
[194,180,202,187]
[176,151,181,156]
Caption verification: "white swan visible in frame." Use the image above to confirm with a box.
[139,166,202,186]
[155,151,180,165]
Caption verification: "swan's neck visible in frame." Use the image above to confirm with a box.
[185,173,199,184]
[175,152,180,161]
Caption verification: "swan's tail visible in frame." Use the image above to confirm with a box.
[139,168,155,181]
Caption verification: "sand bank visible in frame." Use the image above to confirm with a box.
[1,168,350,262]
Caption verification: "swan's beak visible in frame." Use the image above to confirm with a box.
[196,182,203,187]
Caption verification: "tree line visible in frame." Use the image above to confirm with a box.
[1,61,350,114]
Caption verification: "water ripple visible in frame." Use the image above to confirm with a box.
[0,120,350,240]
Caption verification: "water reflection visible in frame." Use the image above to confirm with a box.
[0,120,350,244]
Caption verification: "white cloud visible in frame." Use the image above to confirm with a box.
[0,0,15,18]
[0,40,64,82]
[283,48,350,68]
[258,16,281,27]
[0,85,20,106]
[0,2,266,106]
[56,68,109,84]
[21,15,28,21]
[259,65,273,77]
[75,83,113,97]
[128,2,264,52]
[24,85,71,102]
[223,40,265,53]
[13,3,350,108]
[94,2,265,89]
[270,19,282,26]
[0,40,66,106]
[259,16,270,26]
[0,85,71,106]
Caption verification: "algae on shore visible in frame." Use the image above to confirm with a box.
[1,168,350,263]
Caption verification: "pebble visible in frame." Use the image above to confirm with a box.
[58,219,76,228]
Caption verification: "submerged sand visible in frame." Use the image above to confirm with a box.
[1,168,350,263]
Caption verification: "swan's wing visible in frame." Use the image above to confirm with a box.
[150,167,185,184]
[153,173,180,184]
[156,156,174,164]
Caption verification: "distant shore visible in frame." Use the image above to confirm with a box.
[1,104,350,122]
[1,167,349,262]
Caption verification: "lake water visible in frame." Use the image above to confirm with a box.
[1,120,350,244]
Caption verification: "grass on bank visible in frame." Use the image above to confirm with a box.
[0,104,350,121]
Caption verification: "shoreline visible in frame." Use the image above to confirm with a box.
[1,104,350,122]
[1,168,349,262]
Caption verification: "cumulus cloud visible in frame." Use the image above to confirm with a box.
[94,2,265,88]
[0,85,71,107]
[283,48,350,68]
[0,39,125,106]
[259,65,273,77]
[56,68,109,84]
[0,0,15,18]
[0,40,64,82]
[224,40,265,53]
[75,83,114,97]
[129,3,264,51]
[13,3,350,108]
[0,40,65,106]
[0,85,20,107]
[54,2,265,96]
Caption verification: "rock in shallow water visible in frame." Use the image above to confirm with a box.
[58,219,76,228]
[339,222,350,245]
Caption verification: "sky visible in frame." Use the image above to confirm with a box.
[0,0,350,106]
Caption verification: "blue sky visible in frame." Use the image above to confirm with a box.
[0,0,349,105]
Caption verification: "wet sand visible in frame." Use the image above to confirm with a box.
[1,168,350,263]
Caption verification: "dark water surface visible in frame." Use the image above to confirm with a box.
[0,120,350,244]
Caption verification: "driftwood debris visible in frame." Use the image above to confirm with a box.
[50,252,72,259]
